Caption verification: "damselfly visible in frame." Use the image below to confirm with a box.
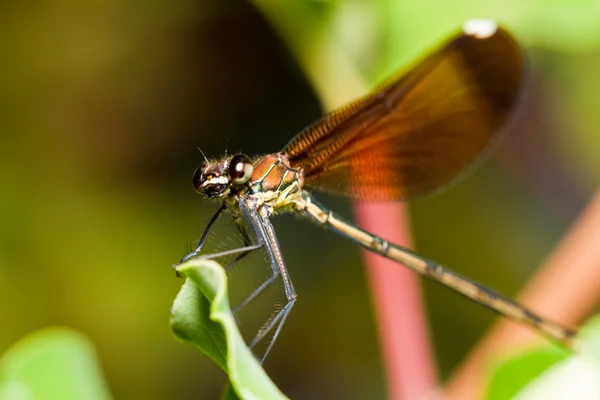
[181,20,576,362]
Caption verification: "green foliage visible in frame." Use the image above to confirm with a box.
[486,316,600,399]
[0,328,112,400]
[171,259,288,400]
[486,346,569,399]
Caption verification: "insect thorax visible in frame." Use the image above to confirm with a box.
[247,152,304,210]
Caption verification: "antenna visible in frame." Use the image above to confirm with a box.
[197,147,209,165]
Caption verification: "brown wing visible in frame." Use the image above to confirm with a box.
[282,23,524,201]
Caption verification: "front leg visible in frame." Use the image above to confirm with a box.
[180,203,227,263]
[224,214,261,271]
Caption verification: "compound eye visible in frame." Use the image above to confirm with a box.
[192,166,204,193]
[228,154,253,185]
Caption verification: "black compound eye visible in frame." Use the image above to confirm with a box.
[192,166,205,193]
[228,154,253,185]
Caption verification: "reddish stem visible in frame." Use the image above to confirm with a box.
[353,202,438,399]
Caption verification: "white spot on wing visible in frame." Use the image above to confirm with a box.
[463,19,498,39]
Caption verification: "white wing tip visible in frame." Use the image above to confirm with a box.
[463,19,498,39]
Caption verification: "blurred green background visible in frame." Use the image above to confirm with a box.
[1,0,600,398]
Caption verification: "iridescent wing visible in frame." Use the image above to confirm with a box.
[282,24,524,200]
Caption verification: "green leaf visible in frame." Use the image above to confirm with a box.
[170,274,227,371]
[486,345,569,400]
[170,259,288,400]
[0,328,112,400]
[486,316,600,399]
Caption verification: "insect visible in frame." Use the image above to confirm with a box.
[181,19,577,363]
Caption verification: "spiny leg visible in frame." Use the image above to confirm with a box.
[179,200,297,361]
[228,249,298,364]
[249,296,296,364]
[180,205,262,264]
[180,203,227,263]
[227,248,287,362]
[197,244,263,261]
[230,200,298,363]
[252,207,297,363]
[221,215,264,326]
[224,214,257,271]
[178,205,261,290]
[232,261,296,364]
[229,205,285,317]
[218,213,270,304]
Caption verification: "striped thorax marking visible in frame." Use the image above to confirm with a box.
[249,153,304,209]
